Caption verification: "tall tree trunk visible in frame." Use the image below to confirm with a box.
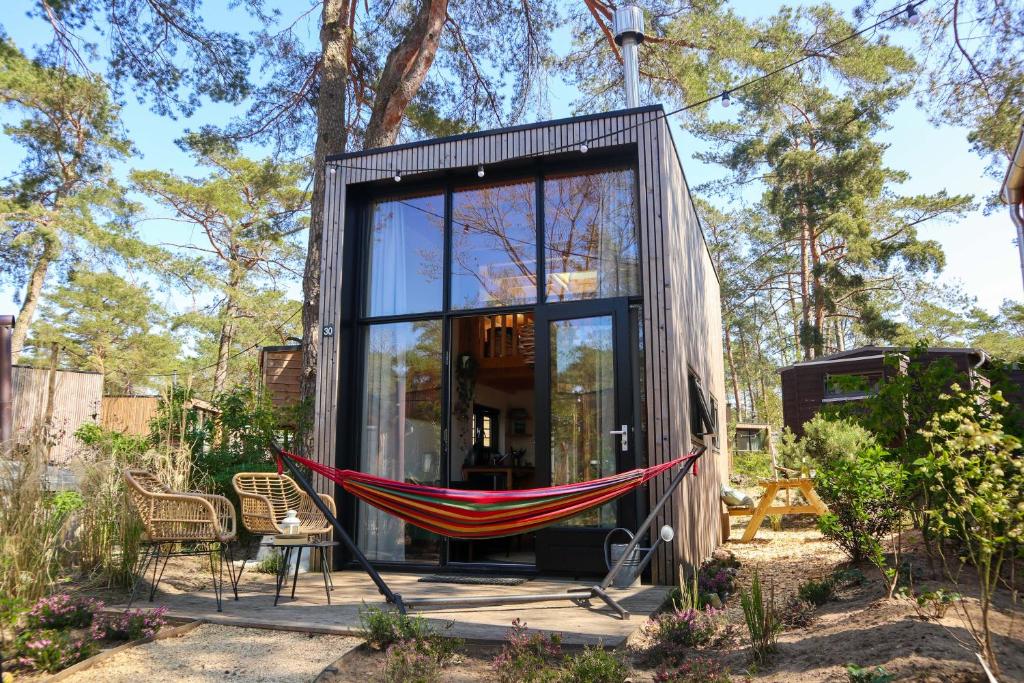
[786,273,801,364]
[299,0,353,455]
[798,209,813,360]
[723,324,742,420]
[363,0,449,148]
[212,314,236,396]
[11,235,60,359]
[810,233,825,358]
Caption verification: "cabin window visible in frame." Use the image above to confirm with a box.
[734,428,766,452]
[365,193,445,316]
[688,372,714,441]
[543,168,640,302]
[823,371,882,401]
[451,179,538,309]
[357,320,443,562]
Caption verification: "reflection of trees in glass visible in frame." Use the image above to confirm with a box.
[366,195,444,316]
[545,170,639,302]
[360,320,442,561]
[549,318,616,527]
[451,180,537,308]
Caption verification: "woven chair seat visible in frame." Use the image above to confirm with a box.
[125,469,236,544]
[232,472,335,537]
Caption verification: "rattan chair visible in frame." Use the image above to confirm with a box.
[232,471,336,537]
[124,469,240,612]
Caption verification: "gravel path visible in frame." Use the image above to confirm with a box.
[61,624,360,683]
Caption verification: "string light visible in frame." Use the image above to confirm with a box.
[905,2,921,25]
[477,165,485,178]
[331,0,925,177]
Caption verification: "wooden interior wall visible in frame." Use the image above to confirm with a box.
[11,365,103,462]
[315,107,726,583]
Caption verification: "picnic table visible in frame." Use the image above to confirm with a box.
[727,477,828,543]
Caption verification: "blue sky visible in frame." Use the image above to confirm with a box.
[1,0,1019,322]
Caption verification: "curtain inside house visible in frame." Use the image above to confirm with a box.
[357,321,443,562]
[366,194,444,317]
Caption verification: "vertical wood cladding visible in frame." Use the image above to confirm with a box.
[315,106,725,583]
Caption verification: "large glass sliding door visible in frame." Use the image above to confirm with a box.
[349,163,642,572]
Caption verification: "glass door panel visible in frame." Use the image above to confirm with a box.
[357,320,443,563]
[548,315,617,527]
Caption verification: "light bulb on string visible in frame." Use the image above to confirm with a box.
[721,91,732,108]
[394,169,402,183]
[906,2,921,25]
[580,142,589,154]
[477,165,485,178]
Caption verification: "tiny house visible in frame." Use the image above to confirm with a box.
[310,105,726,584]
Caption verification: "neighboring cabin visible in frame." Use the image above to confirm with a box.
[779,345,990,437]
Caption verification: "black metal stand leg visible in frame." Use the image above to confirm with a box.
[275,445,406,614]
[127,545,155,608]
[290,546,302,599]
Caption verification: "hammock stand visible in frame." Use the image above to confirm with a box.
[272,443,706,620]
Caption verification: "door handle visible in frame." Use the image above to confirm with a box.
[609,424,629,452]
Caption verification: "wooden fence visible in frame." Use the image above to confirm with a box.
[101,395,219,437]
[11,365,103,463]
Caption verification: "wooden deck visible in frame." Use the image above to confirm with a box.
[111,569,670,647]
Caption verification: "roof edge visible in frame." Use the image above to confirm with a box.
[327,105,666,162]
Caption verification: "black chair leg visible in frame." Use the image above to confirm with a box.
[223,543,242,600]
[127,545,155,608]
[149,544,171,602]
[320,549,332,605]
[208,544,224,613]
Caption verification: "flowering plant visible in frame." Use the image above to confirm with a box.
[24,594,101,630]
[14,629,98,673]
[491,619,563,683]
[92,607,168,641]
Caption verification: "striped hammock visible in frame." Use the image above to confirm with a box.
[274,447,703,539]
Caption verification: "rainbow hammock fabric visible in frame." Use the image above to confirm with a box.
[274,447,703,539]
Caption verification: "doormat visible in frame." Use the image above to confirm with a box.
[417,574,529,586]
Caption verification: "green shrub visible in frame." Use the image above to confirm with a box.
[781,596,816,628]
[815,445,905,563]
[797,578,834,606]
[381,636,460,683]
[91,606,167,641]
[76,422,149,461]
[801,415,874,466]
[739,570,780,664]
[359,606,431,649]
[654,656,733,683]
[560,645,629,683]
[24,594,99,630]
[255,551,285,575]
[731,451,772,481]
[846,664,894,683]
[915,589,960,619]
[831,567,866,588]
[13,628,98,673]
[492,619,563,683]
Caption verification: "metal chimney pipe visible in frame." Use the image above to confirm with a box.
[0,315,13,446]
[613,6,645,108]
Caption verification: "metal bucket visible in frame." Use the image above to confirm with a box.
[604,528,643,589]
